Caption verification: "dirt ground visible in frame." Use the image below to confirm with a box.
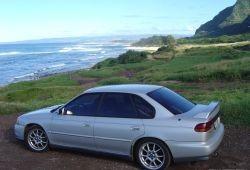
[0,114,249,170]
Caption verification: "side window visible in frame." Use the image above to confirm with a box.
[97,93,137,118]
[65,93,101,116]
[132,94,155,119]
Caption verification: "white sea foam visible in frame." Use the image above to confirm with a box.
[0,51,55,56]
[80,57,96,61]
[0,51,21,56]
[14,73,35,79]
[49,63,66,68]
[59,45,102,53]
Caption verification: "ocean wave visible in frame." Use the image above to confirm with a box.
[80,57,96,61]
[49,63,66,68]
[0,47,104,56]
[0,51,55,56]
[59,45,102,53]
[14,73,35,79]
[0,51,21,56]
[97,56,106,59]
[38,63,66,72]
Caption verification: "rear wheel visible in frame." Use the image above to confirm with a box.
[135,139,172,170]
[25,125,49,152]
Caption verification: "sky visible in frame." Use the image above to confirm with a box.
[0,0,236,42]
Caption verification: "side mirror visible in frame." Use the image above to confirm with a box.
[58,108,64,115]
[58,108,73,115]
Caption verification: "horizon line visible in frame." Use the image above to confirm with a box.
[0,33,193,44]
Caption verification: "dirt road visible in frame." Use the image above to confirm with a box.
[0,114,249,170]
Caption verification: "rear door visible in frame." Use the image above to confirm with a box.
[94,93,144,156]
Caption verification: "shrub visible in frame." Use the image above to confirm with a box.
[93,50,148,69]
[117,50,147,64]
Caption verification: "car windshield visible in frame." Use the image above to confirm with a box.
[147,87,195,115]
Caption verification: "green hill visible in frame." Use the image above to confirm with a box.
[195,0,250,37]
[132,35,167,46]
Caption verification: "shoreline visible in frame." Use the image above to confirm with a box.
[0,46,159,87]
[0,68,90,87]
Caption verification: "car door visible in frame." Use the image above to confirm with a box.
[94,93,145,156]
[49,93,101,150]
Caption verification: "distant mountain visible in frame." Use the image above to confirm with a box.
[195,0,250,37]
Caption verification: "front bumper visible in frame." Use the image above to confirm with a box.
[167,124,224,161]
[14,124,25,140]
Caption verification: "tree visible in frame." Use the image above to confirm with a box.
[163,35,176,51]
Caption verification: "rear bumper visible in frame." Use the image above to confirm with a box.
[14,124,25,140]
[167,123,224,162]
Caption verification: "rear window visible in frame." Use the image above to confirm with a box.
[147,87,195,115]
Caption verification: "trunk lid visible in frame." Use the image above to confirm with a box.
[193,101,220,120]
[181,101,221,133]
[182,101,220,120]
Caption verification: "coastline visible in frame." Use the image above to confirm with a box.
[0,46,159,87]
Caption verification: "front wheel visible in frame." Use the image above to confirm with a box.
[135,139,172,170]
[25,125,49,152]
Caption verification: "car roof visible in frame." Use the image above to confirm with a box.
[85,84,162,94]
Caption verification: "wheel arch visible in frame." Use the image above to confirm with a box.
[24,123,46,137]
[131,136,173,161]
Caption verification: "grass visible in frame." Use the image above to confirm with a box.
[0,43,249,126]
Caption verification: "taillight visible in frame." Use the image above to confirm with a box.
[194,116,218,132]
[194,122,213,132]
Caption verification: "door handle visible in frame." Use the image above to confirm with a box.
[130,126,140,131]
[82,123,90,128]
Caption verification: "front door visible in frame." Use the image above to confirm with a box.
[49,93,101,150]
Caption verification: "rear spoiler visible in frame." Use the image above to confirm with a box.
[194,101,220,120]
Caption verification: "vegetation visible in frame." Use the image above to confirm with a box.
[195,0,250,37]
[132,35,176,47]
[132,33,250,47]
[0,41,249,126]
[178,33,250,44]
[93,50,148,68]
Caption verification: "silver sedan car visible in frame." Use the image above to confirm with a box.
[15,84,224,170]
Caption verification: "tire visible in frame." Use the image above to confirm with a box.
[25,125,49,152]
[135,138,172,170]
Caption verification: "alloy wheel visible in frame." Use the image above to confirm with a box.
[138,142,165,170]
[27,128,48,151]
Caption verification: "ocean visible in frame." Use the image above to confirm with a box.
[0,37,136,86]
